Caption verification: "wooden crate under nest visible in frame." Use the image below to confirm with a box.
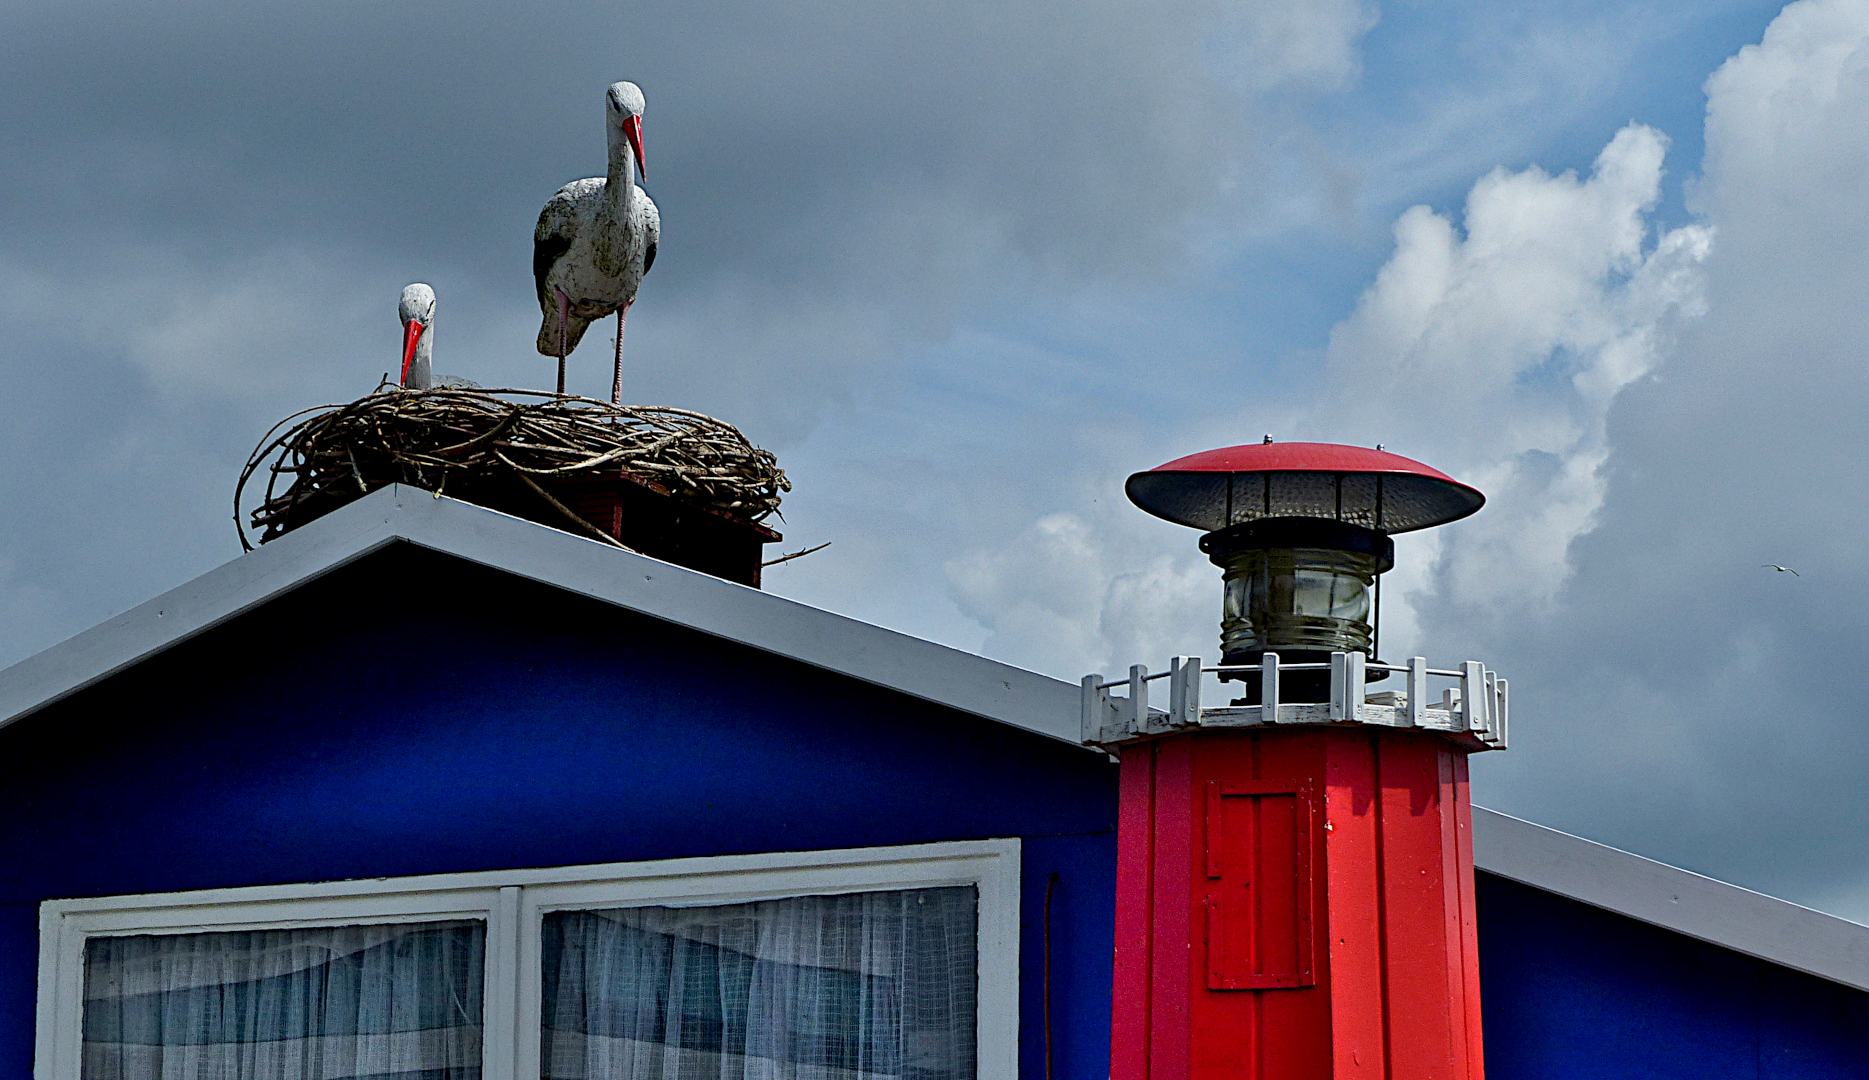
[238,387,789,587]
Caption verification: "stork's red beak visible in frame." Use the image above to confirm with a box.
[623,114,645,179]
[401,320,424,386]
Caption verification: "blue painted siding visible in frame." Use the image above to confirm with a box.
[1478,872,1869,1079]
[0,543,1120,1080]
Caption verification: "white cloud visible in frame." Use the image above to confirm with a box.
[947,123,1711,675]
[946,510,1213,677]
[1322,124,1710,635]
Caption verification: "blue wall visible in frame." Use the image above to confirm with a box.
[0,543,1120,1080]
[1478,872,1869,1079]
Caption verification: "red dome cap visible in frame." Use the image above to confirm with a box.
[1125,442,1484,534]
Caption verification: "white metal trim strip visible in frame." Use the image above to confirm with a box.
[1472,807,1869,992]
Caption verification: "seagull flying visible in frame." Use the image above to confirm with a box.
[533,80,660,404]
[1763,564,1800,577]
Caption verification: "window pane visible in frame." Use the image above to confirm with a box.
[541,887,978,1080]
[82,921,485,1080]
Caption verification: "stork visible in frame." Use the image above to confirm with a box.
[400,284,437,389]
[534,80,660,404]
[398,284,477,389]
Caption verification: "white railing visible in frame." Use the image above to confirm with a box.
[1081,652,1506,751]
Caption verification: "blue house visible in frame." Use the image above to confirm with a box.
[3,485,1866,1080]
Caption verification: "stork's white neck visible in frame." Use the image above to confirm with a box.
[604,120,638,216]
[408,322,433,389]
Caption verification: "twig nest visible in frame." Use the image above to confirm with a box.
[237,386,789,550]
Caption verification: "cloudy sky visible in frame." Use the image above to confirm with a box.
[7,0,1869,918]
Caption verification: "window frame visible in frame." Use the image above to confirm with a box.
[36,839,1021,1080]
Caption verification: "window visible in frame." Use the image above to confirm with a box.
[37,841,1019,1080]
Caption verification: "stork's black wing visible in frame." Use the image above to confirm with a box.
[533,189,581,307]
[638,187,660,279]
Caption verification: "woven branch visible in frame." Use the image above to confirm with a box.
[236,385,789,550]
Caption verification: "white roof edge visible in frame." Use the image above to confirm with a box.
[1472,806,1869,992]
[0,486,1085,745]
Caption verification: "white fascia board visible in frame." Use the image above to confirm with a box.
[0,486,1085,747]
[1472,806,1869,992]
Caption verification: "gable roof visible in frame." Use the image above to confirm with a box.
[4,487,1866,992]
[0,485,1082,743]
[1473,807,1869,992]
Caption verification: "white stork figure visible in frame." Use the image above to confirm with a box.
[398,284,477,389]
[534,80,660,404]
[399,284,437,389]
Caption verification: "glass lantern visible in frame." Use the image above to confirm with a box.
[1199,518,1394,700]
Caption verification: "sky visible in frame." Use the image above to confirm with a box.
[6,0,1869,919]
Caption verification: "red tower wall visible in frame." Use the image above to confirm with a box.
[1113,728,1484,1080]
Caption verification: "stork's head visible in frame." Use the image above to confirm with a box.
[606,80,646,180]
[399,283,436,387]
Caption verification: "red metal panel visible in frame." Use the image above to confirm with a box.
[1204,779,1315,990]
[1453,751,1486,1077]
[1435,746,1473,1074]
[1113,743,1157,1080]
[1150,736,1194,1080]
[1375,736,1461,1077]
[1323,731,1388,1079]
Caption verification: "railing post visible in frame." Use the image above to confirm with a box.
[1460,661,1485,732]
[1170,656,1202,727]
[1129,664,1150,730]
[1407,656,1428,728]
[1080,674,1104,743]
[1329,652,1349,720]
[1262,652,1280,724]
[1496,678,1509,747]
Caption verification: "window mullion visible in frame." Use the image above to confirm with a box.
[514,885,545,1080]
[484,885,523,1080]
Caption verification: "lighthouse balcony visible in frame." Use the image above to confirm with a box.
[1082,651,1507,753]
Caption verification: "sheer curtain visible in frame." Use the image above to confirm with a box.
[81,920,485,1080]
[541,887,977,1080]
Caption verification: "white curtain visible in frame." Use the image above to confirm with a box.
[540,888,977,1080]
[81,921,485,1080]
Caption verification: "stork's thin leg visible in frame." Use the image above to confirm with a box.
[555,287,571,395]
[611,301,631,406]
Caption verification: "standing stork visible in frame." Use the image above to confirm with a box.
[534,80,660,403]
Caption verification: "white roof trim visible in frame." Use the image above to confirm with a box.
[0,486,1083,744]
[1472,807,1869,992]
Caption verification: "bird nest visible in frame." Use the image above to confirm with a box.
[237,386,789,550]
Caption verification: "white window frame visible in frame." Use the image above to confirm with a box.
[36,838,1020,1080]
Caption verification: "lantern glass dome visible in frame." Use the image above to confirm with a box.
[1220,551,1376,656]
[1201,518,1394,666]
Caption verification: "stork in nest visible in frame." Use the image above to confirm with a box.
[398,284,476,389]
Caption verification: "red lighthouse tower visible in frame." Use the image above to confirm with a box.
[1084,442,1504,1080]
